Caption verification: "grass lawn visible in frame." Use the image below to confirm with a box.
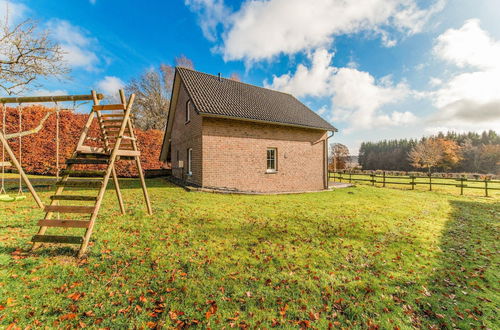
[0,178,498,328]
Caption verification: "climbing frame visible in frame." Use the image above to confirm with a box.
[31,90,152,257]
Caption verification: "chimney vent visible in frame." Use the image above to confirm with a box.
[218,73,221,81]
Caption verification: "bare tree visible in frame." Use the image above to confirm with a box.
[229,72,241,81]
[125,56,194,130]
[329,143,350,171]
[174,55,194,70]
[0,11,68,95]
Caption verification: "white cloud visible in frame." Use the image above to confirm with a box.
[185,0,230,42]
[431,19,500,126]
[47,19,99,71]
[434,19,500,70]
[187,0,445,62]
[264,49,335,98]
[267,49,415,131]
[97,76,125,100]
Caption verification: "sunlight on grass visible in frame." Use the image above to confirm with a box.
[0,178,498,328]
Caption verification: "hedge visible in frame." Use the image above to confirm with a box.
[0,105,164,177]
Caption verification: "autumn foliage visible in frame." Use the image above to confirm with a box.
[0,105,164,177]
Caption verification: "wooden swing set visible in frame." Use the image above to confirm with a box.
[0,90,152,257]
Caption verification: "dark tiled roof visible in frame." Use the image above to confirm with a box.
[177,67,337,131]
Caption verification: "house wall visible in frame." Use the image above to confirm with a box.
[201,117,327,193]
[170,82,203,186]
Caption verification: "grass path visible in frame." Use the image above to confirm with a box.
[0,179,498,328]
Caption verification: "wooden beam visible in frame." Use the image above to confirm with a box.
[0,93,104,104]
[0,132,44,209]
[4,112,51,140]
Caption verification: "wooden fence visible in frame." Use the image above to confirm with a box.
[330,170,500,197]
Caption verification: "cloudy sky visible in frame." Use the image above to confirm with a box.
[1,0,500,153]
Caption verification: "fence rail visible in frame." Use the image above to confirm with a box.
[330,170,500,197]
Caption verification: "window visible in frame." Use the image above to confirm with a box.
[267,148,277,172]
[185,100,192,123]
[187,148,192,175]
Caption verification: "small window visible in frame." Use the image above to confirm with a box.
[267,148,277,172]
[186,100,192,123]
[187,148,192,175]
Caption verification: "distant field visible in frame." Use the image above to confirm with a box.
[1,178,498,328]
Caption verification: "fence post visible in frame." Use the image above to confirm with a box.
[339,171,342,183]
[485,179,489,197]
[429,173,432,191]
[411,176,415,190]
[349,171,352,183]
[383,171,386,187]
[371,173,375,186]
[460,178,464,195]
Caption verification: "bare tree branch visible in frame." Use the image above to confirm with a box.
[0,17,69,95]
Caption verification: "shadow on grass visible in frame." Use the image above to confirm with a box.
[415,200,499,328]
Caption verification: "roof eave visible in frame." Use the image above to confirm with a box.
[200,112,337,132]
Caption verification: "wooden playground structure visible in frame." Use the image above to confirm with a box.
[0,90,152,257]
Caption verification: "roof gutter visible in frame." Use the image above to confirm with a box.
[324,130,335,189]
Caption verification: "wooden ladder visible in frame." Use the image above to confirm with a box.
[31,90,152,257]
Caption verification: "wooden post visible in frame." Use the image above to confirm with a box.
[0,132,44,208]
[119,89,152,216]
[411,176,415,190]
[429,173,432,191]
[349,171,352,183]
[383,171,386,187]
[460,178,464,195]
[485,179,489,197]
[371,173,375,186]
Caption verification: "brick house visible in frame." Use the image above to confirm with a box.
[159,67,337,193]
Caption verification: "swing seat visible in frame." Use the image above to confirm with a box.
[0,194,26,202]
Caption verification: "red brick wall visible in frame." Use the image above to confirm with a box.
[170,82,203,185]
[201,117,327,193]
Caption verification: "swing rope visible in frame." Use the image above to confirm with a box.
[17,103,23,196]
[0,103,6,195]
[54,99,60,180]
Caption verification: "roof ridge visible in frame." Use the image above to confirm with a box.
[176,66,295,97]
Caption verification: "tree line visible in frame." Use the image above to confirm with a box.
[358,131,500,174]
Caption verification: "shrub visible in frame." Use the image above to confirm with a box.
[1,105,164,177]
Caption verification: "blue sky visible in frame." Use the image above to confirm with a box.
[2,0,500,153]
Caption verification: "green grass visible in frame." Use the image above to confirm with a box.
[0,179,498,328]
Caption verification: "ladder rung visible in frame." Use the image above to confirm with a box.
[102,124,122,129]
[59,170,106,177]
[50,195,98,201]
[93,104,125,111]
[32,235,83,244]
[56,180,103,188]
[117,150,140,157]
[76,152,110,159]
[100,115,124,119]
[44,205,96,214]
[77,146,106,154]
[37,220,91,228]
[67,158,109,165]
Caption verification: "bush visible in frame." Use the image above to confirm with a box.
[1,105,164,177]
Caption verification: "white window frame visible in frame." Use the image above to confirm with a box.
[266,148,277,173]
[185,100,191,123]
[187,148,192,175]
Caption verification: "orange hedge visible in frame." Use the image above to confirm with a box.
[0,105,164,177]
